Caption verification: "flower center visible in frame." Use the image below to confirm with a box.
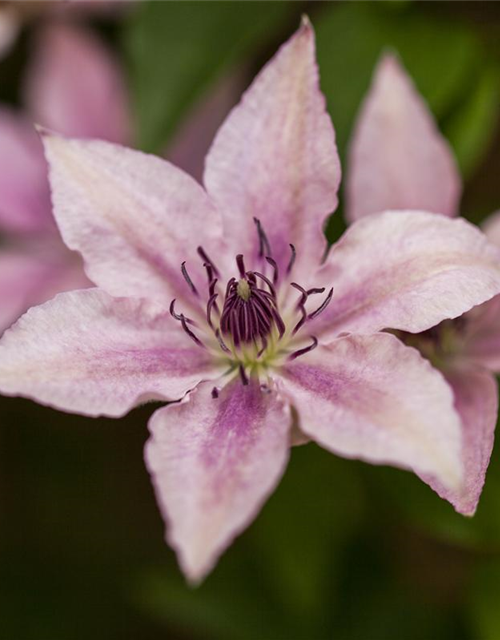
[219,254,285,348]
[169,219,333,386]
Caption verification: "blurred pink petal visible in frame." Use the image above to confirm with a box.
[166,68,245,183]
[24,22,131,143]
[279,333,463,492]
[0,108,53,233]
[0,5,19,60]
[0,246,89,333]
[145,380,290,583]
[314,210,500,338]
[41,133,227,310]
[204,17,341,277]
[459,295,500,373]
[482,210,500,247]
[421,368,497,515]
[0,289,222,416]
[347,54,461,223]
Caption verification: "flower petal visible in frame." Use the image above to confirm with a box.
[482,210,500,247]
[420,368,497,516]
[145,380,290,583]
[0,246,89,333]
[346,54,461,224]
[203,18,340,276]
[460,295,500,373]
[0,289,221,416]
[0,4,19,60]
[41,132,227,310]
[278,333,463,492]
[24,23,131,144]
[313,210,500,338]
[0,108,53,233]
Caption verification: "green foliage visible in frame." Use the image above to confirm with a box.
[123,1,292,152]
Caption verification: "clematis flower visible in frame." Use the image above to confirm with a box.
[0,21,131,332]
[347,53,500,516]
[0,0,130,60]
[1,20,500,583]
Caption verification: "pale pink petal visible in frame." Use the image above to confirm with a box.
[0,108,53,233]
[482,210,500,248]
[279,333,463,492]
[421,368,497,516]
[204,18,340,276]
[460,295,500,373]
[0,246,89,333]
[312,210,500,338]
[0,289,222,417]
[347,54,461,224]
[42,133,228,311]
[145,380,290,583]
[24,22,131,144]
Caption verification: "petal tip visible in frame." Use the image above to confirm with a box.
[300,13,312,31]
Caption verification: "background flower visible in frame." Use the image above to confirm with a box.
[0,20,131,333]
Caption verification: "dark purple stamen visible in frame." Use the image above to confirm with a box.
[289,336,318,360]
[170,216,333,387]
[236,254,246,278]
[206,294,219,328]
[169,299,204,347]
[197,246,220,277]
[307,287,326,295]
[215,329,232,354]
[265,256,279,285]
[181,261,198,295]
[169,299,195,325]
[180,316,205,348]
[253,217,272,257]
[220,261,284,346]
[239,364,249,386]
[253,271,276,298]
[287,244,296,274]
[308,288,334,320]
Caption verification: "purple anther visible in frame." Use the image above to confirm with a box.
[307,287,326,296]
[289,336,318,360]
[287,244,296,274]
[197,246,220,277]
[206,293,219,328]
[253,271,276,298]
[239,364,249,386]
[265,256,279,285]
[169,299,196,326]
[308,288,334,320]
[181,261,198,295]
[180,315,205,348]
[253,217,272,257]
[215,329,232,354]
[211,387,219,399]
[290,282,308,307]
[236,254,246,278]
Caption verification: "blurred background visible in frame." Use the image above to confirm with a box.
[1,1,500,638]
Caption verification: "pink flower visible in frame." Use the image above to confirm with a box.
[0,1,129,60]
[1,20,500,582]
[347,53,500,516]
[0,21,131,332]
